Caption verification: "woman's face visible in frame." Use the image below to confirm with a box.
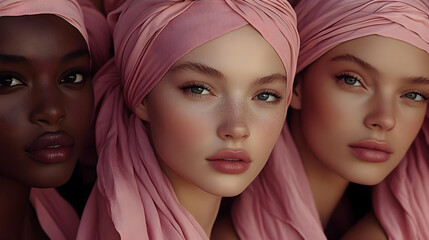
[136,25,287,197]
[0,15,93,188]
[291,35,429,185]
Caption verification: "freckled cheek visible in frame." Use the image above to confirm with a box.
[149,102,216,158]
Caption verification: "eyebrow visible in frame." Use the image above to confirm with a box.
[331,54,378,73]
[405,76,429,85]
[169,61,287,84]
[169,62,225,80]
[256,73,287,84]
[61,48,90,62]
[0,54,29,63]
[0,48,89,64]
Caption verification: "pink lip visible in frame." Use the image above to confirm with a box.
[26,132,74,164]
[206,149,251,174]
[348,139,393,162]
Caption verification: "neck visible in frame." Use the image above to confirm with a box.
[0,177,46,239]
[289,111,349,228]
[161,163,222,237]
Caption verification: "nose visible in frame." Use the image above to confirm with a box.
[217,100,250,141]
[363,95,396,131]
[30,85,66,126]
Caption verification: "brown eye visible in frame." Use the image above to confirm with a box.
[60,73,84,84]
[0,74,23,87]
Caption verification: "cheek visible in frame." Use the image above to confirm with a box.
[66,88,94,136]
[148,99,215,160]
[250,105,286,162]
[394,108,427,154]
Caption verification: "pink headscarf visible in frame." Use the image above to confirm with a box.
[77,0,112,73]
[0,1,91,239]
[76,0,299,239]
[232,0,429,239]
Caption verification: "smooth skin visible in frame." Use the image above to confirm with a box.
[135,25,287,237]
[289,35,429,237]
[0,15,92,239]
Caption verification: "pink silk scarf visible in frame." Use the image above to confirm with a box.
[0,1,91,239]
[76,0,299,239]
[232,0,429,239]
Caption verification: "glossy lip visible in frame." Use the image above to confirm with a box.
[26,132,74,164]
[206,149,251,174]
[348,139,393,162]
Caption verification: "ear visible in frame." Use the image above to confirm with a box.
[290,73,303,110]
[135,100,150,122]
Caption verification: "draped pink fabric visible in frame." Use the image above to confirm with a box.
[30,188,81,240]
[76,0,299,239]
[0,1,91,239]
[232,0,429,239]
[77,0,112,73]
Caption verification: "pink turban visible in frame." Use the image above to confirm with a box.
[77,0,112,73]
[0,1,91,239]
[232,0,429,239]
[76,0,299,239]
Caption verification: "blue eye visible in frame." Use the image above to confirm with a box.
[180,82,212,96]
[0,74,23,87]
[404,92,427,102]
[336,73,362,86]
[253,91,283,104]
[190,86,210,95]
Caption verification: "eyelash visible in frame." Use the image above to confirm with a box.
[254,90,283,104]
[335,72,363,87]
[335,73,429,103]
[179,82,283,105]
[179,82,212,97]
[0,72,25,88]
[402,90,428,102]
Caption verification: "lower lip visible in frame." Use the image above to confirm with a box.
[349,147,390,162]
[207,160,250,174]
[27,147,73,164]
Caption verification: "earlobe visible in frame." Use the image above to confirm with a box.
[135,101,149,122]
[290,73,303,110]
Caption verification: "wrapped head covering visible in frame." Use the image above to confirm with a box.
[77,0,112,73]
[0,1,92,239]
[232,0,429,239]
[76,0,299,239]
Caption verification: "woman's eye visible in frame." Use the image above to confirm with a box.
[0,75,23,87]
[180,83,212,96]
[190,86,210,95]
[336,73,362,86]
[60,73,84,84]
[253,91,282,103]
[404,92,427,102]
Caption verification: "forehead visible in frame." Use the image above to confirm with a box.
[0,14,88,57]
[321,35,429,77]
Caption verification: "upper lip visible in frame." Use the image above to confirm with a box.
[26,132,74,151]
[206,149,251,162]
[348,139,393,154]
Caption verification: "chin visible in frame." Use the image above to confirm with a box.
[203,182,250,198]
[29,164,76,188]
[345,171,391,186]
